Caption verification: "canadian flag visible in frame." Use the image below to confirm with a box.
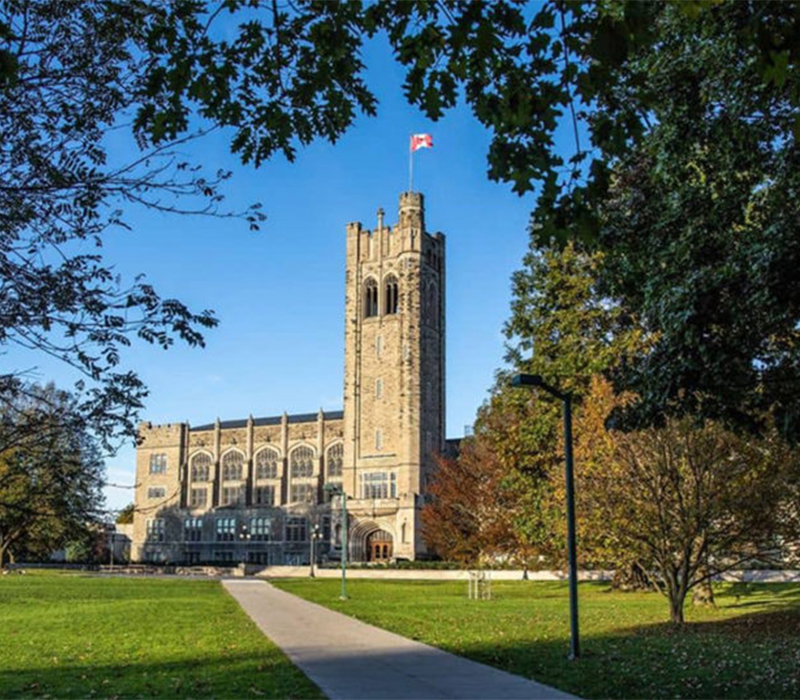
[410,133,433,152]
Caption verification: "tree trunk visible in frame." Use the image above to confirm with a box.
[669,588,687,624]
[612,562,650,591]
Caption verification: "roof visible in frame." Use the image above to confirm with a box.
[190,410,344,432]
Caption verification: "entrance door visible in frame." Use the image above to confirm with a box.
[366,530,393,562]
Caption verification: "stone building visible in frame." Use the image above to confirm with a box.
[132,192,447,564]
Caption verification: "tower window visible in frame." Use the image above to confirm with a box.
[364,278,378,318]
[375,429,383,451]
[384,275,399,315]
[376,378,383,399]
[376,335,383,357]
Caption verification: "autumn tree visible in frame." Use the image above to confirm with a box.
[577,378,800,623]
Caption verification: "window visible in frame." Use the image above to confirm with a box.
[190,488,207,508]
[375,378,383,399]
[425,282,439,328]
[214,551,234,563]
[376,335,383,357]
[146,519,165,542]
[384,274,399,314]
[221,486,244,506]
[147,486,166,500]
[327,443,343,478]
[286,517,308,542]
[375,429,383,451]
[191,453,211,482]
[254,485,275,506]
[322,516,331,541]
[149,453,167,474]
[255,447,279,479]
[360,472,397,499]
[290,483,316,504]
[184,518,203,542]
[221,450,244,481]
[290,446,314,478]
[250,517,272,542]
[248,551,272,565]
[216,518,236,542]
[364,278,378,318]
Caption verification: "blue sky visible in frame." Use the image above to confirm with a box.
[9,33,562,513]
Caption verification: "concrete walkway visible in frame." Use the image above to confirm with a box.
[223,579,576,700]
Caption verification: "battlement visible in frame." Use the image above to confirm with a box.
[138,421,186,447]
[347,191,439,263]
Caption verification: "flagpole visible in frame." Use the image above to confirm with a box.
[409,139,413,192]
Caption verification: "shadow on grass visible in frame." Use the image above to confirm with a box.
[0,652,322,699]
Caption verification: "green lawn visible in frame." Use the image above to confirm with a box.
[0,572,323,699]
[274,578,800,699]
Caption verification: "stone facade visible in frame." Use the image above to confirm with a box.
[132,192,445,564]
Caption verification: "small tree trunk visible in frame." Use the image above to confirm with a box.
[669,588,687,624]
[692,563,715,606]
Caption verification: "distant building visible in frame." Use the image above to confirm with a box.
[132,192,446,564]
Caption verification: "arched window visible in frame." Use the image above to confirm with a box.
[255,447,279,479]
[384,274,399,315]
[327,443,343,478]
[221,450,244,481]
[290,445,315,478]
[364,278,378,318]
[190,453,211,482]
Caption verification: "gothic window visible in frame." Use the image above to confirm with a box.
[384,275,399,314]
[190,453,211,482]
[364,278,378,318]
[254,485,275,506]
[216,517,236,542]
[222,450,244,481]
[290,446,315,478]
[190,488,207,508]
[255,447,279,479]
[290,483,316,504]
[359,472,397,499]
[221,486,244,506]
[327,443,343,478]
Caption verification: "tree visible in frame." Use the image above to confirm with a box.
[1,1,265,448]
[425,242,640,565]
[0,384,105,568]
[116,503,135,525]
[578,378,800,624]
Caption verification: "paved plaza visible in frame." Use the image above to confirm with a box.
[223,579,576,700]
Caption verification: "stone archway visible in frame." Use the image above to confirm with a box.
[366,529,393,562]
[349,520,394,562]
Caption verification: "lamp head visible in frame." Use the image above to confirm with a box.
[511,373,544,388]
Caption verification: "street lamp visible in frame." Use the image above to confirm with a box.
[511,373,580,660]
[323,483,348,600]
[239,524,251,565]
[309,524,321,578]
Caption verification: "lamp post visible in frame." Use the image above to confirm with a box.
[239,524,251,565]
[511,373,580,660]
[309,524,321,578]
[323,483,348,599]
